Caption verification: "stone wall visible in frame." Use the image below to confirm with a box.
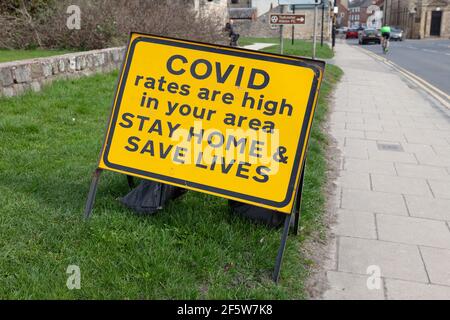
[0,47,126,98]
[233,6,282,38]
[196,0,229,25]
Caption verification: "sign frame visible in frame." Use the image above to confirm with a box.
[84,32,325,283]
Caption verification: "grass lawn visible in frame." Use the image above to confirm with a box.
[239,37,334,59]
[0,49,73,63]
[0,62,342,298]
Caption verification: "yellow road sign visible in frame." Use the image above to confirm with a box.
[98,33,324,214]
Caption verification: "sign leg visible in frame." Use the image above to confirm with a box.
[294,162,306,236]
[127,175,135,190]
[84,168,103,219]
[313,4,317,59]
[273,213,293,283]
[292,5,295,45]
[279,4,284,54]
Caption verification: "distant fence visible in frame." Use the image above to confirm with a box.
[0,47,126,98]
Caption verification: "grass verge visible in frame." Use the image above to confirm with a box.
[0,62,342,299]
[239,37,334,59]
[0,49,73,63]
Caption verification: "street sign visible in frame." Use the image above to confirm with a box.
[84,32,325,284]
[89,33,324,214]
[270,14,306,25]
[279,0,322,5]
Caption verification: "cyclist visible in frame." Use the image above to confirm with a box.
[380,25,391,53]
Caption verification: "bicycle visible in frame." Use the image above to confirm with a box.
[382,37,390,54]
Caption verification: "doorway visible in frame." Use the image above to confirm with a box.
[430,11,442,36]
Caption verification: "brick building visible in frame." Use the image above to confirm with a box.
[348,0,363,26]
[336,0,350,27]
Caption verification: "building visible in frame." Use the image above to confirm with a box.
[335,0,350,27]
[229,0,334,40]
[348,0,383,28]
[348,0,363,26]
[374,0,385,22]
[384,0,450,38]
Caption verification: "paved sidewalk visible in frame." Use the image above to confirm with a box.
[240,43,276,51]
[323,43,450,300]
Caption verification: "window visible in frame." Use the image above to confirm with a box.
[231,0,239,3]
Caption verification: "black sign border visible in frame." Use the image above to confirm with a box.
[101,33,322,210]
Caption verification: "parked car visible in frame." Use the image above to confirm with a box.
[358,28,381,45]
[390,27,404,41]
[346,29,358,39]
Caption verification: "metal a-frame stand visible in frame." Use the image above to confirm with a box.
[84,168,102,219]
[272,160,306,283]
[84,161,307,284]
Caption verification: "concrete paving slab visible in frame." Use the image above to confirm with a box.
[323,41,450,299]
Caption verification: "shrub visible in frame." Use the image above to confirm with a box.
[0,0,228,50]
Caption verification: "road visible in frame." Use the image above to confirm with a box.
[347,39,450,96]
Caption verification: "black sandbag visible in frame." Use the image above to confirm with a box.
[120,180,186,214]
[228,200,287,228]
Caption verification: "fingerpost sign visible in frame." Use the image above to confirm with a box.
[270,14,306,25]
[84,33,325,283]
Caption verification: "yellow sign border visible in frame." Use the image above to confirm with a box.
[97,32,325,213]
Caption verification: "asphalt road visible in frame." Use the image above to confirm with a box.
[347,38,450,96]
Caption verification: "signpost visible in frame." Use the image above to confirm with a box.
[278,0,322,59]
[292,5,296,45]
[313,4,317,59]
[270,14,306,25]
[279,4,284,55]
[84,33,325,283]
